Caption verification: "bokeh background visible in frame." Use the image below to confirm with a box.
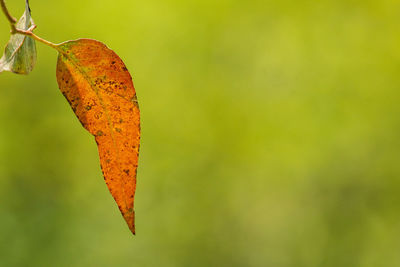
[1,0,400,266]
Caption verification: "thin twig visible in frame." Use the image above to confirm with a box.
[0,0,16,24]
[0,0,59,50]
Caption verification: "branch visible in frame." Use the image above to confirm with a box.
[0,0,58,49]
[0,0,16,24]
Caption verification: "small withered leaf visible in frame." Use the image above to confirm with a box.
[0,0,36,74]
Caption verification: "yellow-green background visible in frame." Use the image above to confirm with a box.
[1,0,400,266]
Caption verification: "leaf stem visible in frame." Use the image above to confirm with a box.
[14,26,58,49]
[0,0,59,50]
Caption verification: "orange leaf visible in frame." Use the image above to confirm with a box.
[55,39,140,235]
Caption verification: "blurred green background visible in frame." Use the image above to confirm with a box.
[1,0,400,266]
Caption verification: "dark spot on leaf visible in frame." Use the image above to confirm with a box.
[96,130,104,136]
[94,111,103,119]
[123,169,130,175]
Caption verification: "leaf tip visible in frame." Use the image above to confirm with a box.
[124,210,136,235]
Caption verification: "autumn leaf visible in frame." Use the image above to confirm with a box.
[55,39,140,235]
[0,0,36,74]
